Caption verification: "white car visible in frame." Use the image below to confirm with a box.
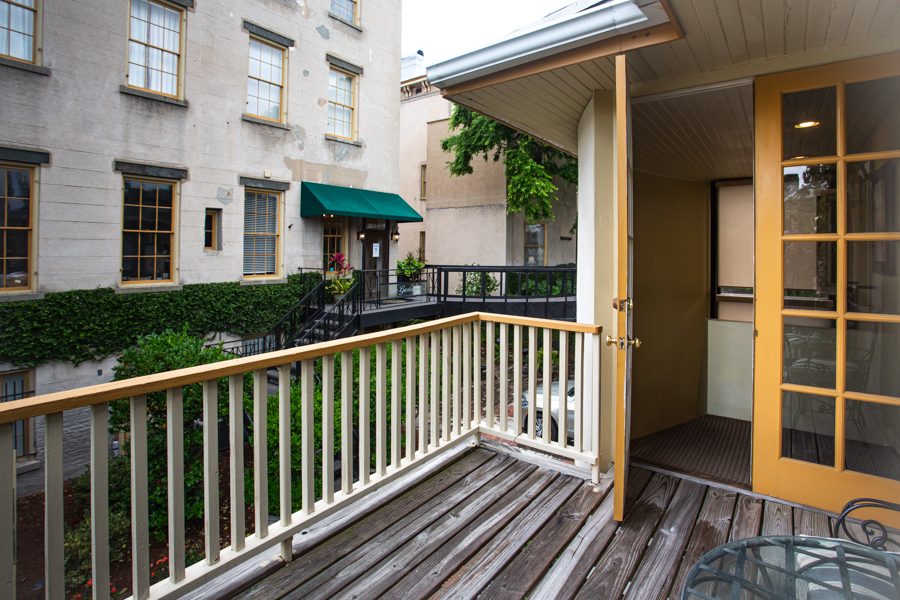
[521,379,576,442]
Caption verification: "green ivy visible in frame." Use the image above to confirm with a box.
[0,272,322,368]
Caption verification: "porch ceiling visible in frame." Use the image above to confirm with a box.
[435,0,900,159]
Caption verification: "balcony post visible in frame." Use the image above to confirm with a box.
[0,423,16,600]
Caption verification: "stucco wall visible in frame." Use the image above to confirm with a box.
[0,0,401,292]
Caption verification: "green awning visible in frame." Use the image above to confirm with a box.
[300,181,423,222]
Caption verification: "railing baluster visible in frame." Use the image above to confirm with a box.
[463,323,471,429]
[558,331,569,449]
[228,374,245,553]
[203,379,220,565]
[474,321,482,427]
[405,336,415,462]
[418,335,427,455]
[359,347,371,486]
[0,423,14,600]
[430,330,439,447]
[322,355,335,504]
[543,327,552,445]
[278,363,293,561]
[391,340,401,468]
[527,327,537,440]
[44,411,64,600]
[591,333,602,483]
[300,360,314,515]
[452,325,461,436]
[486,321,495,429]
[253,369,269,536]
[513,325,523,436]
[341,350,353,495]
[167,388,186,582]
[91,403,111,600]
[500,322,508,433]
[376,343,387,476]
[442,328,450,441]
[574,332,584,453]
[130,395,150,600]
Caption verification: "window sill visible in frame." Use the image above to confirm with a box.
[325,134,362,147]
[328,12,363,32]
[0,56,50,75]
[0,292,44,302]
[116,284,183,294]
[242,114,290,130]
[16,459,40,475]
[119,85,189,108]
[240,278,287,286]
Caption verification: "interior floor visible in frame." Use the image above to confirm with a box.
[630,415,751,489]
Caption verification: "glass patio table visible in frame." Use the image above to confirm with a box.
[681,536,900,600]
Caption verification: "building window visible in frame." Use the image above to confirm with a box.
[328,67,356,139]
[204,209,220,250]
[419,231,426,261]
[1,0,36,63]
[330,0,357,24]
[127,0,182,97]
[243,190,280,277]
[1,164,32,290]
[0,369,34,457]
[524,223,546,266]
[122,177,175,283]
[323,215,345,269]
[420,164,427,200]
[247,38,284,121]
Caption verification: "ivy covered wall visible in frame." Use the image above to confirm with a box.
[0,272,322,368]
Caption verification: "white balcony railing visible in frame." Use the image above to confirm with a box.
[0,312,602,600]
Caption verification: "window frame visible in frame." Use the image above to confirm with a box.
[524,222,547,266]
[1,161,36,293]
[323,215,347,271]
[0,369,35,458]
[0,0,41,65]
[204,208,220,251]
[420,164,427,200]
[329,0,359,26]
[121,175,179,285]
[126,0,187,100]
[327,65,357,141]
[242,188,283,279]
[246,35,286,123]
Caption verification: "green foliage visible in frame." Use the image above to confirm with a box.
[396,252,425,279]
[506,266,576,297]
[454,266,499,297]
[107,328,250,540]
[535,347,558,374]
[440,105,578,222]
[65,511,131,593]
[71,455,132,515]
[0,272,322,368]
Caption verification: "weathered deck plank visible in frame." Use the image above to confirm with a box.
[572,474,679,600]
[668,487,737,599]
[383,467,561,599]
[234,451,504,600]
[762,500,793,536]
[793,507,830,537]
[292,459,532,600]
[428,476,583,600]
[729,494,763,541]
[477,478,614,600]
[623,479,707,600]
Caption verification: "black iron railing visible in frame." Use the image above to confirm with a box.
[295,281,363,346]
[356,267,438,310]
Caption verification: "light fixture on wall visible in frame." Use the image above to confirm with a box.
[391,225,400,242]
[357,224,366,241]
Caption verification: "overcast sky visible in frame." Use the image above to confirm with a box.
[401,0,575,66]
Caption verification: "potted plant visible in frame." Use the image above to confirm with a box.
[397,251,425,296]
[327,252,354,302]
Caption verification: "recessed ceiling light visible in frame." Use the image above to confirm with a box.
[795,121,819,129]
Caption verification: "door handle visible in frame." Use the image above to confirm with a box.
[606,336,641,349]
[605,335,617,346]
[628,337,642,348]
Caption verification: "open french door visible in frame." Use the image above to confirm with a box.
[612,54,637,522]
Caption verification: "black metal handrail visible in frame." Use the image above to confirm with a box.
[294,281,362,347]
[356,267,438,310]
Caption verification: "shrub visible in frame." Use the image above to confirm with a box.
[65,510,130,593]
[454,265,499,296]
[71,455,132,517]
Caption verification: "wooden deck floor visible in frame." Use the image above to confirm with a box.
[229,445,846,600]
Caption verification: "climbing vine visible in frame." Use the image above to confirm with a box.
[0,272,322,368]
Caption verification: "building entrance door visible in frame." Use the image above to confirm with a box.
[754,52,900,521]
[364,220,389,301]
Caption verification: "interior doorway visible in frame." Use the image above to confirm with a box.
[626,81,756,489]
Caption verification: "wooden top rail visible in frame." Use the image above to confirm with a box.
[0,312,601,425]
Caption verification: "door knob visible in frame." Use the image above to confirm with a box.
[628,337,642,348]
[605,335,617,346]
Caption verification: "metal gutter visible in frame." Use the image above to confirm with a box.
[427,0,665,89]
